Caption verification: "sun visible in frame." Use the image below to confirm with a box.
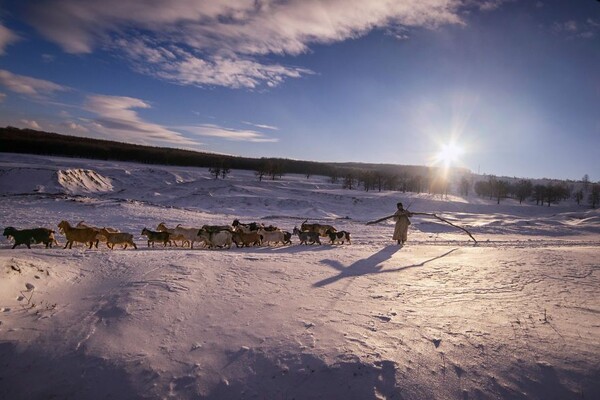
[435,142,464,168]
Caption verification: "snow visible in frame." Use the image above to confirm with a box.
[1,152,599,399]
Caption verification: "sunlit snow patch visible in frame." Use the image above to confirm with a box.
[57,169,113,194]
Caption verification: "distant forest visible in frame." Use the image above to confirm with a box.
[0,126,457,192]
[2,126,597,207]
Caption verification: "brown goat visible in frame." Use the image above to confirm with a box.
[300,219,337,237]
[58,220,98,249]
[231,231,262,247]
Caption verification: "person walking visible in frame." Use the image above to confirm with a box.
[392,202,412,245]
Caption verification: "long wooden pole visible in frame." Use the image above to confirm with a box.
[366,214,395,225]
[410,212,477,243]
[366,212,477,243]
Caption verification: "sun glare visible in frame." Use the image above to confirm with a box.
[435,142,464,168]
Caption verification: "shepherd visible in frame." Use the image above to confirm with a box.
[392,202,413,245]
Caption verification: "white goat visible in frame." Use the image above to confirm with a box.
[257,228,287,246]
[197,229,232,249]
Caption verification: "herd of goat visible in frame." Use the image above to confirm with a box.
[2,219,351,250]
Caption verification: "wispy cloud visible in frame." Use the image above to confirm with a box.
[83,94,201,147]
[0,92,5,102]
[242,121,279,131]
[553,18,600,39]
[475,0,513,12]
[0,23,19,55]
[0,69,67,98]
[26,0,467,88]
[181,124,278,143]
[42,53,56,63]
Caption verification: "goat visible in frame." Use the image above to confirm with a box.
[156,222,189,247]
[172,224,204,249]
[326,229,351,245]
[201,224,233,233]
[257,228,288,246]
[300,219,337,237]
[293,226,321,245]
[99,228,137,250]
[231,230,261,248]
[3,227,57,249]
[141,228,171,247]
[197,229,232,249]
[282,231,292,245]
[77,221,119,233]
[232,219,264,233]
[58,220,99,249]
[76,221,119,247]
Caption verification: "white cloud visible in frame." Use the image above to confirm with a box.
[155,54,312,89]
[20,119,42,129]
[27,0,468,88]
[61,121,89,133]
[181,124,278,143]
[84,94,201,147]
[0,23,19,55]
[0,92,5,102]
[0,69,67,98]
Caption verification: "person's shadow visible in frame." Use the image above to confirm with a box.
[313,245,458,287]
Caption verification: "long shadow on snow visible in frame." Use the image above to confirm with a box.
[314,245,458,287]
[0,342,143,400]
[206,348,403,400]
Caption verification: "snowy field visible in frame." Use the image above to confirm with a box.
[1,153,599,400]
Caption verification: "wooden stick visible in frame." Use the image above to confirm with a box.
[410,212,477,243]
[366,214,395,225]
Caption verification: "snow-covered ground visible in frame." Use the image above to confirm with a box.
[1,153,599,399]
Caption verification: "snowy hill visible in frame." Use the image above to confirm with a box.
[1,153,599,399]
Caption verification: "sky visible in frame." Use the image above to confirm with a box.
[0,0,598,181]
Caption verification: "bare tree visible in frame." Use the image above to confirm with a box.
[343,172,356,190]
[220,165,231,179]
[532,185,544,205]
[494,180,509,204]
[208,165,221,179]
[254,160,269,181]
[589,184,600,209]
[582,174,590,192]
[267,160,284,180]
[514,179,533,204]
[360,171,376,192]
[459,175,471,196]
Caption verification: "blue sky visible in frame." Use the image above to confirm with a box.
[0,0,598,181]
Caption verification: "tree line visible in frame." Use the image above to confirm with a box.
[472,174,600,208]
[0,126,459,193]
